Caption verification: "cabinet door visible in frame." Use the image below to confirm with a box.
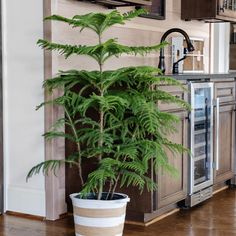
[214,81,235,104]
[157,111,188,209]
[181,0,217,20]
[218,0,236,18]
[141,0,166,19]
[214,104,235,184]
[182,0,236,21]
[158,85,188,112]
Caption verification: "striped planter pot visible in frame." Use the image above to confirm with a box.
[70,193,130,236]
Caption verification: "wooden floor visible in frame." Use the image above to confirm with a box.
[1,188,236,235]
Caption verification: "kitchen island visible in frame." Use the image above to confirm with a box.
[170,72,236,81]
[124,73,236,224]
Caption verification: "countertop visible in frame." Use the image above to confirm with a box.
[164,73,236,81]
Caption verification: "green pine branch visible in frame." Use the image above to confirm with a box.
[45,9,147,35]
[37,38,168,63]
[28,9,190,200]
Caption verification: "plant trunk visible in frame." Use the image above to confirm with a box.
[97,32,104,200]
[65,107,84,185]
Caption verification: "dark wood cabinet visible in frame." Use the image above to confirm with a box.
[122,85,189,223]
[214,104,235,184]
[229,24,236,70]
[156,110,188,209]
[214,82,236,103]
[81,0,166,20]
[213,81,236,186]
[65,83,189,223]
[140,0,165,20]
[181,0,236,22]
[65,79,236,223]
[230,44,236,70]
[127,112,188,223]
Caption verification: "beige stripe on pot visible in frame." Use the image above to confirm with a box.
[75,224,124,236]
[73,205,126,218]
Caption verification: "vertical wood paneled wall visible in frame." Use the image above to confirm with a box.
[53,0,210,74]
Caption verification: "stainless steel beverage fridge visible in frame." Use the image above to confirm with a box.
[187,82,214,207]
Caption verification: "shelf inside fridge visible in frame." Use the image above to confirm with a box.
[195,117,207,122]
[194,132,210,144]
[194,158,210,185]
[194,153,210,161]
[194,176,206,185]
[194,144,210,156]
[195,142,206,148]
[194,121,210,131]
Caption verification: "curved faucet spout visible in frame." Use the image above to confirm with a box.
[158,28,195,74]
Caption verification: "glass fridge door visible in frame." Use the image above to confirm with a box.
[190,83,214,194]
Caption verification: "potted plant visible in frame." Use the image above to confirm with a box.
[27,9,189,236]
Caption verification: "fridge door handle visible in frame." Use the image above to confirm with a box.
[215,98,220,170]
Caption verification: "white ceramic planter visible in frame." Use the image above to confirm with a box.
[70,193,130,236]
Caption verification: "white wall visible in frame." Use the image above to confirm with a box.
[211,23,230,73]
[2,0,45,216]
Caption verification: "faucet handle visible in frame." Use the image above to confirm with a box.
[183,47,188,55]
[172,48,188,74]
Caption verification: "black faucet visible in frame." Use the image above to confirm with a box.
[158,28,195,74]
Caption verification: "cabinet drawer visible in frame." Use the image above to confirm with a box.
[215,82,235,103]
[158,85,188,112]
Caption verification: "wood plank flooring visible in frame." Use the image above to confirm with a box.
[1,188,236,236]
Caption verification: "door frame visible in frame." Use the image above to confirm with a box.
[43,0,66,220]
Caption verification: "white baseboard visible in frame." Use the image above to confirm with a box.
[6,185,46,217]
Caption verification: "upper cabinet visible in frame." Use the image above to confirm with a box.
[140,0,166,20]
[82,0,166,19]
[181,0,236,22]
[91,0,152,7]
